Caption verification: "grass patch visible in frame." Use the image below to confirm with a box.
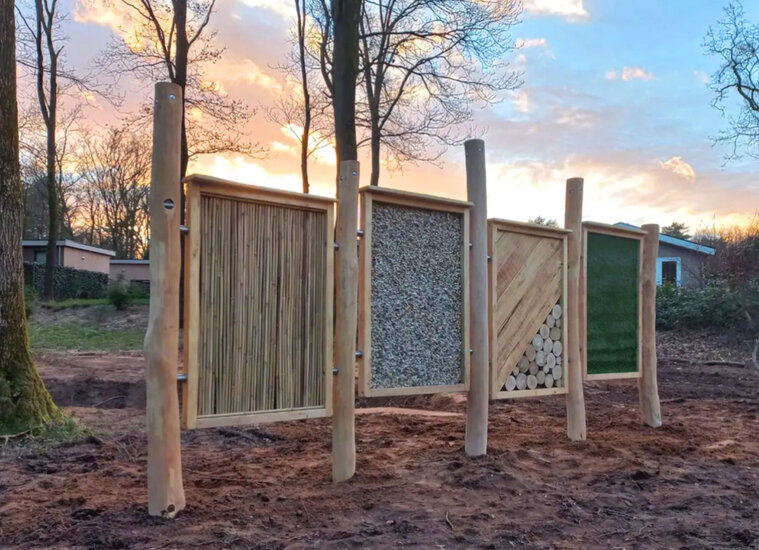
[2,415,90,452]
[29,320,145,351]
[49,297,149,310]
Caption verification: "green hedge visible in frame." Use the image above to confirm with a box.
[656,278,759,332]
[24,262,109,300]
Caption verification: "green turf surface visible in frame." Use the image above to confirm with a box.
[585,232,639,375]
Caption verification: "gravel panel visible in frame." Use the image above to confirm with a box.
[369,201,464,389]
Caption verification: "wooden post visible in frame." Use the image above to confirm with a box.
[145,82,186,517]
[464,139,489,457]
[332,160,359,482]
[564,177,587,441]
[639,224,662,427]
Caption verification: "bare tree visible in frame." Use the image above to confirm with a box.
[704,1,759,161]
[357,0,521,186]
[268,0,335,193]
[0,0,59,433]
[15,0,107,299]
[100,0,264,188]
[75,125,152,259]
[305,0,520,186]
[20,106,83,241]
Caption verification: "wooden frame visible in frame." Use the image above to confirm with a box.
[357,186,471,397]
[581,221,644,382]
[487,219,570,400]
[181,174,334,428]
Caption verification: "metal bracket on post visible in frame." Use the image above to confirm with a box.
[357,229,364,238]
[177,373,187,382]
[180,225,189,235]
[334,242,340,250]
[355,350,363,359]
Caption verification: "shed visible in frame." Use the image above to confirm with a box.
[615,223,715,287]
[22,240,115,274]
[110,259,151,285]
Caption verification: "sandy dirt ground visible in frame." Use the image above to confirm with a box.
[1,330,758,549]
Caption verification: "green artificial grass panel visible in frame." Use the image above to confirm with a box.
[586,232,639,375]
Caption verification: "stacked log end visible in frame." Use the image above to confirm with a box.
[502,300,564,393]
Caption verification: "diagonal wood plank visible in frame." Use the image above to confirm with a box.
[491,230,564,390]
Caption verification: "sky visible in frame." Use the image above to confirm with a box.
[32,0,759,231]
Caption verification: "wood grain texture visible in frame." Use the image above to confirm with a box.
[488,221,567,400]
[145,82,185,517]
[333,161,359,483]
[639,224,662,427]
[564,178,587,441]
[464,139,489,457]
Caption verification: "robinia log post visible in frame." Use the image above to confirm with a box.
[564,177,587,441]
[464,139,489,457]
[639,224,662,427]
[332,160,359,483]
[145,82,186,517]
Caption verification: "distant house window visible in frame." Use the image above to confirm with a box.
[661,261,677,284]
[34,251,47,264]
[656,257,682,287]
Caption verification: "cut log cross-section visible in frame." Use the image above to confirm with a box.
[491,226,564,394]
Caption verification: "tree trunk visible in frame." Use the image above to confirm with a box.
[369,118,380,186]
[43,120,58,300]
[297,0,310,194]
[0,0,59,433]
[173,0,189,188]
[36,0,59,301]
[331,0,361,166]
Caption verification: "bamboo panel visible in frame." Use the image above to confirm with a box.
[489,221,568,399]
[195,194,328,419]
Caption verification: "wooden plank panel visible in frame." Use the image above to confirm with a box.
[489,222,567,398]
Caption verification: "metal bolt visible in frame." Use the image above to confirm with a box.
[469,242,473,249]
[180,225,189,234]
[469,348,474,354]
[355,350,363,358]
[334,242,339,249]
[177,373,187,381]
[357,229,365,238]
[169,93,177,101]
[332,368,339,375]
[163,198,174,210]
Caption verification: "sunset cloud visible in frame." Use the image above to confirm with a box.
[659,156,696,182]
[207,59,283,94]
[523,0,589,21]
[605,67,656,81]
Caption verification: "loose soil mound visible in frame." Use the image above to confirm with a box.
[1,331,757,549]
